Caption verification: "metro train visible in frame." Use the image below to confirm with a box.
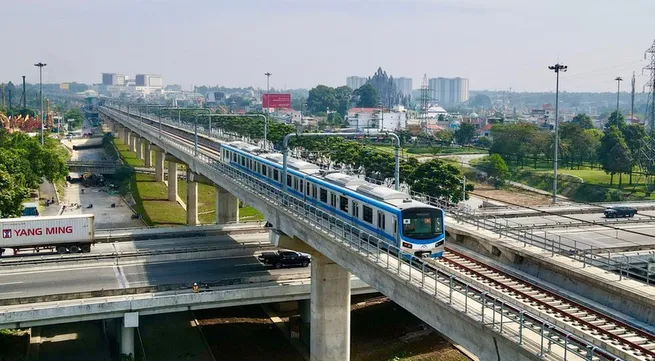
[220,141,445,258]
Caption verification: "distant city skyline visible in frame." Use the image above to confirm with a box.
[2,0,654,93]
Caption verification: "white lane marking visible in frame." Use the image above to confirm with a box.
[113,265,129,289]
[0,291,23,295]
[0,281,24,286]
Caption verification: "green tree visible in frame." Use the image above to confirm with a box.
[469,94,492,108]
[598,126,632,185]
[604,111,625,131]
[0,166,27,217]
[307,85,337,114]
[490,123,540,166]
[570,113,595,130]
[65,108,85,129]
[621,123,647,183]
[407,159,473,203]
[333,86,353,116]
[454,122,477,145]
[353,84,380,108]
[478,154,509,188]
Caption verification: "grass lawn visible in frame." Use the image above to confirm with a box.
[113,138,145,167]
[178,180,265,223]
[131,173,187,225]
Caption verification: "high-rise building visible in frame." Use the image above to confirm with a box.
[101,73,126,86]
[428,77,469,106]
[346,76,367,90]
[135,74,163,88]
[393,77,413,98]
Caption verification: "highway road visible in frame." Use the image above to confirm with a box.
[0,231,269,258]
[0,254,307,299]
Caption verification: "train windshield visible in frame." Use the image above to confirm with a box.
[401,209,443,240]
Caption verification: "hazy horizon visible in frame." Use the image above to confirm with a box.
[3,0,654,93]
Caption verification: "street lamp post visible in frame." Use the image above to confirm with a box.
[34,62,47,145]
[264,72,272,148]
[548,63,567,204]
[615,76,623,116]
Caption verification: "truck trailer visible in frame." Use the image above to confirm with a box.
[0,214,95,256]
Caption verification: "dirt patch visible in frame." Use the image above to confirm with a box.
[351,298,469,361]
[472,182,552,206]
[196,297,470,361]
[195,306,305,361]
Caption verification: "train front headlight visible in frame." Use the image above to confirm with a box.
[402,242,413,249]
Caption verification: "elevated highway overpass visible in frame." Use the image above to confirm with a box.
[93,105,652,361]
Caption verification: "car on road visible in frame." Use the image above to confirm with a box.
[604,206,637,218]
[258,250,310,269]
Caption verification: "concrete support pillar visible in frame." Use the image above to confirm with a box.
[168,161,178,201]
[124,130,130,146]
[187,169,198,225]
[299,299,311,347]
[154,150,165,182]
[121,324,134,358]
[120,312,138,359]
[136,137,143,160]
[215,184,239,224]
[143,140,152,167]
[129,134,137,153]
[311,253,351,361]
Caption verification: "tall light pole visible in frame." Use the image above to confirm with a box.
[548,63,567,203]
[264,72,272,150]
[34,62,47,145]
[615,76,623,116]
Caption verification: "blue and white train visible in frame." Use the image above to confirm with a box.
[220,141,445,258]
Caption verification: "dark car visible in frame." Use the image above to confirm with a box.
[258,251,310,269]
[604,206,637,218]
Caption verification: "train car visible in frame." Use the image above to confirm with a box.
[0,214,95,256]
[221,141,445,258]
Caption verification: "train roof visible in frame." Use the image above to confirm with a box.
[227,141,261,153]
[264,153,321,174]
[322,173,368,190]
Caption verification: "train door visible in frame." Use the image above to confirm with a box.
[391,214,399,245]
[377,210,386,239]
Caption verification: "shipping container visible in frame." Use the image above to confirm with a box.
[0,214,95,255]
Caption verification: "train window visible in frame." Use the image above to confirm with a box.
[262,165,268,176]
[339,196,348,212]
[273,169,279,181]
[241,157,245,167]
[299,180,304,193]
[363,206,373,223]
[294,178,299,191]
[232,153,237,162]
[312,185,317,198]
[287,175,292,187]
[377,212,386,229]
[330,193,336,207]
[306,182,311,196]
[320,188,327,203]
[393,219,397,234]
[352,201,359,217]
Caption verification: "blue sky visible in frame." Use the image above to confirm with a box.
[2,0,654,92]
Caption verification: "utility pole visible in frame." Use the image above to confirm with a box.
[615,76,623,117]
[631,72,636,122]
[34,62,47,145]
[548,63,567,204]
[21,76,26,109]
[264,72,272,150]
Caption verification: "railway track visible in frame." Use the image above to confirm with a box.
[438,248,655,361]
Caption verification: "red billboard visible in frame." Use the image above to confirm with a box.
[263,93,291,109]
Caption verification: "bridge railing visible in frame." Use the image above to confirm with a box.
[107,106,654,284]
[102,106,627,361]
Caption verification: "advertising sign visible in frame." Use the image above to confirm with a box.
[263,94,291,109]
